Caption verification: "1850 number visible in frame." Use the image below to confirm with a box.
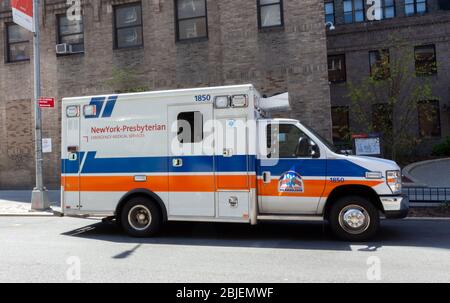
[194,94,211,102]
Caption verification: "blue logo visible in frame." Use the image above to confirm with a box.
[278,171,304,193]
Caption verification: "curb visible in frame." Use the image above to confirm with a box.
[0,212,56,217]
[403,157,450,187]
[404,217,450,221]
[0,207,63,217]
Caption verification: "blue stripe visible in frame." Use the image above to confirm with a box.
[257,159,368,177]
[86,97,105,119]
[257,159,327,176]
[102,96,118,118]
[61,154,368,177]
[326,159,369,177]
[63,152,252,174]
[216,155,256,172]
[61,152,85,174]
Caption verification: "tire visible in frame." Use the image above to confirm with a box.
[328,196,380,241]
[120,196,162,237]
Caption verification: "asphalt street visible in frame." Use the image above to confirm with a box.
[0,216,449,282]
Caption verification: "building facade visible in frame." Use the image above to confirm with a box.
[0,0,331,189]
[326,0,450,154]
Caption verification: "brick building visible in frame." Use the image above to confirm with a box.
[0,0,331,189]
[326,0,450,153]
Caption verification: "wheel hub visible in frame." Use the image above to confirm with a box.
[343,209,366,229]
[128,205,152,231]
[338,204,370,235]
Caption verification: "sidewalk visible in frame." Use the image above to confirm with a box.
[0,190,61,216]
[403,158,450,187]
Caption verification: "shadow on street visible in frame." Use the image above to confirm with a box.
[61,218,450,252]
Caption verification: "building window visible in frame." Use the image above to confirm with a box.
[331,106,350,143]
[6,23,30,62]
[343,0,364,23]
[257,0,284,28]
[418,101,441,137]
[325,1,335,24]
[328,54,346,83]
[382,0,396,19]
[415,44,437,76]
[405,0,427,16]
[114,3,143,49]
[176,0,208,41]
[372,103,393,135]
[177,111,204,143]
[369,49,390,79]
[57,15,84,53]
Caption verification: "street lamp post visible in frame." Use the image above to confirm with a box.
[30,0,50,211]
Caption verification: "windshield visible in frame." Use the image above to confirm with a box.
[300,123,339,153]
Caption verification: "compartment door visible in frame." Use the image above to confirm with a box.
[167,104,215,217]
[62,103,81,210]
[215,118,250,220]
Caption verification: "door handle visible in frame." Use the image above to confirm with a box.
[262,171,271,183]
[172,158,183,167]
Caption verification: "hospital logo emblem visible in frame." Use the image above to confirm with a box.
[278,171,304,193]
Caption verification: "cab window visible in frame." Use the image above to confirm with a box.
[267,123,318,158]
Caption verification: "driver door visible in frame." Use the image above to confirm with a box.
[257,121,327,214]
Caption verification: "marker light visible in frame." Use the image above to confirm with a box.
[66,105,79,118]
[214,96,230,109]
[365,171,382,179]
[231,95,248,108]
[386,170,402,194]
[83,104,97,117]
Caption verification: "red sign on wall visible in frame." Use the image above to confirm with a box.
[11,0,34,32]
[38,97,55,108]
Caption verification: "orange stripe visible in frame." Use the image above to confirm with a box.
[258,179,384,197]
[216,175,249,190]
[322,180,384,196]
[169,175,214,192]
[62,175,167,192]
[62,174,254,192]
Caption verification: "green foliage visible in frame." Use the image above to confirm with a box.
[440,201,450,210]
[432,136,450,156]
[346,39,437,161]
[105,67,148,93]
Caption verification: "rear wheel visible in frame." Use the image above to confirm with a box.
[120,197,162,237]
[329,196,380,241]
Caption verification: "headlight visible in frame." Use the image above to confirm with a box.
[386,170,402,194]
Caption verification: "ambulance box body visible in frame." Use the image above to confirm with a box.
[61,84,408,241]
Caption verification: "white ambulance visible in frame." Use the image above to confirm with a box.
[61,84,408,241]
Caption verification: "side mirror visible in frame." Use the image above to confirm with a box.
[310,142,320,158]
[296,138,320,158]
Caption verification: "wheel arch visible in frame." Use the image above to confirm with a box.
[323,185,384,220]
[115,189,168,222]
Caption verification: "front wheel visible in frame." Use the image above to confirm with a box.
[329,196,380,241]
[120,197,162,237]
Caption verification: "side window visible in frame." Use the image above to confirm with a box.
[6,23,30,62]
[57,14,84,53]
[114,3,143,49]
[267,124,317,158]
[177,111,203,143]
[176,0,208,41]
[328,54,346,83]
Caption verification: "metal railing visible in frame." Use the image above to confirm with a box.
[404,187,450,203]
